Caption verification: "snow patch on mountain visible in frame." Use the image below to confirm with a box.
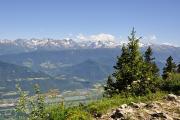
[0,38,178,51]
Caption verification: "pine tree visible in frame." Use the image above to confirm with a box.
[104,76,115,97]
[144,46,159,76]
[142,46,159,93]
[109,28,144,95]
[144,47,154,63]
[177,63,180,73]
[127,28,143,84]
[162,56,176,80]
[112,44,130,92]
[104,28,160,96]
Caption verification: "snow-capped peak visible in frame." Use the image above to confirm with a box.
[0,38,178,51]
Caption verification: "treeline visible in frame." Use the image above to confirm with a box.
[104,28,180,97]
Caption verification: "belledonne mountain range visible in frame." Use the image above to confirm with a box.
[0,39,180,98]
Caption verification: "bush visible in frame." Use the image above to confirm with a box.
[66,107,92,120]
[46,102,68,120]
[46,103,93,120]
[15,84,48,120]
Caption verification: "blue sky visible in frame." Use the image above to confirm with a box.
[0,0,179,45]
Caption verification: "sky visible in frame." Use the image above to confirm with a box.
[0,0,179,45]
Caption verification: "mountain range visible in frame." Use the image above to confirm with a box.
[0,38,120,55]
[0,38,165,55]
[0,38,180,98]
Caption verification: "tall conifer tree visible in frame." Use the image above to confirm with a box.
[127,28,143,84]
[110,28,144,94]
[104,28,160,96]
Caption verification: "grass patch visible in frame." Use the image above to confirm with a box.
[45,91,166,120]
[85,91,166,115]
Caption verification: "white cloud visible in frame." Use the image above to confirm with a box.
[76,34,87,41]
[90,33,115,42]
[76,33,115,42]
[150,35,157,40]
[162,42,179,47]
[142,35,157,44]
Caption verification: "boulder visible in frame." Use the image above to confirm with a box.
[110,109,124,119]
[151,112,173,120]
[165,94,178,101]
[145,103,159,109]
[130,102,139,108]
[120,104,127,109]
[130,102,146,108]
[151,112,167,118]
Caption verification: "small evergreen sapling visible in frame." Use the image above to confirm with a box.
[177,63,180,73]
[162,56,176,80]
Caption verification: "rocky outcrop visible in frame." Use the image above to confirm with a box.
[97,94,180,120]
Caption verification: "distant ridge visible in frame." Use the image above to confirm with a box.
[0,38,178,55]
[0,60,50,81]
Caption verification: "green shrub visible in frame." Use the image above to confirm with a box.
[15,84,48,120]
[46,102,68,120]
[66,107,92,120]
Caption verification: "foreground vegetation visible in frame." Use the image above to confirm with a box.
[15,76,179,120]
[15,90,167,120]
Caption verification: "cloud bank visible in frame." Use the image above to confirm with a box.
[76,33,115,42]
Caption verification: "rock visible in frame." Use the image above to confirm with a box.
[144,109,153,115]
[99,94,179,120]
[151,112,173,120]
[124,107,134,113]
[137,112,146,120]
[154,101,163,107]
[151,112,167,118]
[120,104,127,109]
[110,109,124,119]
[139,102,146,107]
[165,94,178,101]
[130,102,146,108]
[94,112,102,118]
[177,99,180,103]
[130,102,139,108]
[145,103,159,109]
[173,117,180,120]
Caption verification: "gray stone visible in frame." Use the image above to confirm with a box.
[151,112,168,119]
[110,109,124,119]
[130,102,139,108]
[120,104,127,109]
[165,94,178,101]
[130,102,146,108]
[145,103,159,109]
